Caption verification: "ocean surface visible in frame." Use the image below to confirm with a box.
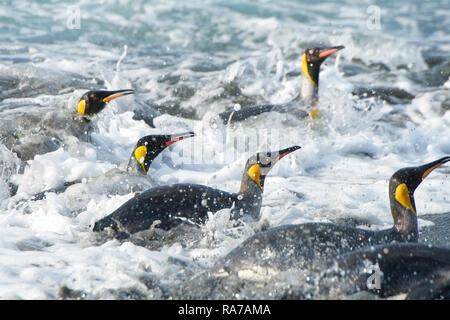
[0,0,450,299]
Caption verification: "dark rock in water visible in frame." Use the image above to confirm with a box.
[288,189,306,201]
[12,134,63,161]
[8,182,18,197]
[368,62,391,72]
[375,109,414,129]
[352,86,415,105]
[0,144,23,197]
[342,64,369,77]
[148,100,198,120]
[31,180,82,201]
[0,65,102,101]
[342,58,390,77]
[172,84,196,99]
[132,100,161,128]
[157,72,182,85]
[422,48,449,69]
[409,49,450,87]
[441,99,450,112]
[285,69,302,78]
[211,80,260,110]
[0,103,91,161]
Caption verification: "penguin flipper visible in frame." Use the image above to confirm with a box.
[31,179,82,201]
[218,104,277,124]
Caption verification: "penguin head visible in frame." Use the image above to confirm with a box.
[389,156,450,238]
[301,46,344,87]
[77,89,135,117]
[126,132,195,175]
[244,145,301,192]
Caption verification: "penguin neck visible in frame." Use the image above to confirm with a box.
[232,176,264,220]
[391,204,418,242]
[294,73,319,108]
[126,157,147,175]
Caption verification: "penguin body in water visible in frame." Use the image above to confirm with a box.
[218,46,344,124]
[322,242,450,300]
[93,146,301,237]
[208,157,450,277]
[180,242,450,300]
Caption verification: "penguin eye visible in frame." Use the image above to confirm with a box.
[256,154,272,167]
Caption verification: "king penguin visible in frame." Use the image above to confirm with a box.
[218,46,344,124]
[76,89,135,118]
[211,156,450,274]
[31,132,195,200]
[92,145,301,237]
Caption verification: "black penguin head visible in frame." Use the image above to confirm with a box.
[77,89,135,117]
[244,145,301,191]
[389,156,450,237]
[127,132,195,175]
[301,46,344,86]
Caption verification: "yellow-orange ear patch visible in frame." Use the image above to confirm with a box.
[77,100,86,115]
[395,183,416,215]
[134,145,148,174]
[248,164,262,190]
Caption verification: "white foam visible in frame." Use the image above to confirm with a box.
[0,0,449,299]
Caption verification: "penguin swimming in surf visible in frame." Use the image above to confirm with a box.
[30,132,195,201]
[207,156,450,277]
[217,46,344,124]
[320,242,450,300]
[180,242,450,300]
[92,145,301,238]
[76,89,135,118]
